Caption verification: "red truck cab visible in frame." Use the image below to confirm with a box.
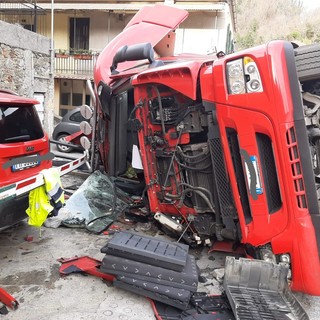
[92,5,320,295]
[0,89,51,228]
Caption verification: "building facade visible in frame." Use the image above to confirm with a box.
[0,0,236,119]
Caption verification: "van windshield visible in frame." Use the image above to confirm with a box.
[0,105,44,143]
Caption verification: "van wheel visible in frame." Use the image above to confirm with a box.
[295,44,320,82]
[57,134,73,153]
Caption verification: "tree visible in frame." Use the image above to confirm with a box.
[235,0,309,50]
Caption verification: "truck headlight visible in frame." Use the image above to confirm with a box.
[226,59,246,94]
[227,60,243,78]
[231,80,245,94]
[279,253,291,264]
[260,248,276,263]
[226,57,263,95]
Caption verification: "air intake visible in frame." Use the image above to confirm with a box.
[286,127,307,209]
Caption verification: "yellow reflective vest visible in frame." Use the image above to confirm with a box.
[26,185,53,227]
[26,168,65,227]
[42,168,65,215]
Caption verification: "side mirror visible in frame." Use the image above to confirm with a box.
[111,42,155,74]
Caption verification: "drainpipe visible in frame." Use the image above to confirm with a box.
[227,0,237,33]
[34,2,37,32]
[107,10,111,43]
[48,0,55,135]
[50,0,54,76]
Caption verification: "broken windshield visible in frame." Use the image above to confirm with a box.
[63,171,131,233]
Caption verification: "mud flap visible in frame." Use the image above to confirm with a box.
[223,257,309,320]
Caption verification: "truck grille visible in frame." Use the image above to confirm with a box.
[256,133,282,214]
[208,137,237,218]
[227,129,252,224]
[286,127,307,209]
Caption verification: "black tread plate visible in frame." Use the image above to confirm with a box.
[101,253,198,291]
[101,231,189,271]
[114,279,191,310]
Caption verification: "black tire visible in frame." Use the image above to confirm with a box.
[294,44,320,82]
[310,138,320,176]
[57,134,73,153]
[303,79,320,95]
[314,139,320,176]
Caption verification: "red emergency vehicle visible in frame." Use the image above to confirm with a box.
[0,89,51,228]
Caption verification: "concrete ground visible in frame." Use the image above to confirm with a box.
[1,170,320,319]
[0,221,156,320]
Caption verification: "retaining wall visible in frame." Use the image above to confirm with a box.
[0,20,54,135]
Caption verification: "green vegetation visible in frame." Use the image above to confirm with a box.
[235,0,320,50]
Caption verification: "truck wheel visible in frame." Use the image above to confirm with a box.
[57,134,73,153]
[294,44,320,82]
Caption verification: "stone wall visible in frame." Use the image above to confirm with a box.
[0,20,54,135]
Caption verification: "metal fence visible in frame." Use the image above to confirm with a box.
[54,52,100,78]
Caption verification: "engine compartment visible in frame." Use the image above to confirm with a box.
[104,83,240,246]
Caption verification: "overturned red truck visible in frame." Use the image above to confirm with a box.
[88,4,320,295]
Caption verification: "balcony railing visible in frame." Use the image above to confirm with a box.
[54,51,100,78]
[0,1,46,34]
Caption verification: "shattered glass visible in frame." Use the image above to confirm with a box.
[63,170,131,233]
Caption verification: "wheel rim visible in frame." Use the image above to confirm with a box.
[58,136,71,152]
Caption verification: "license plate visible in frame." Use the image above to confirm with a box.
[11,158,40,172]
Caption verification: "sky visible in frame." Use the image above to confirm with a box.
[303,0,320,10]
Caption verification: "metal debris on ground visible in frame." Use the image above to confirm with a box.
[55,230,310,320]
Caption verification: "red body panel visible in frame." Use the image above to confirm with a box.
[0,92,39,106]
[208,41,320,294]
[124,4,188,30]
[0,136,51,188]
[132,60,207,100]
